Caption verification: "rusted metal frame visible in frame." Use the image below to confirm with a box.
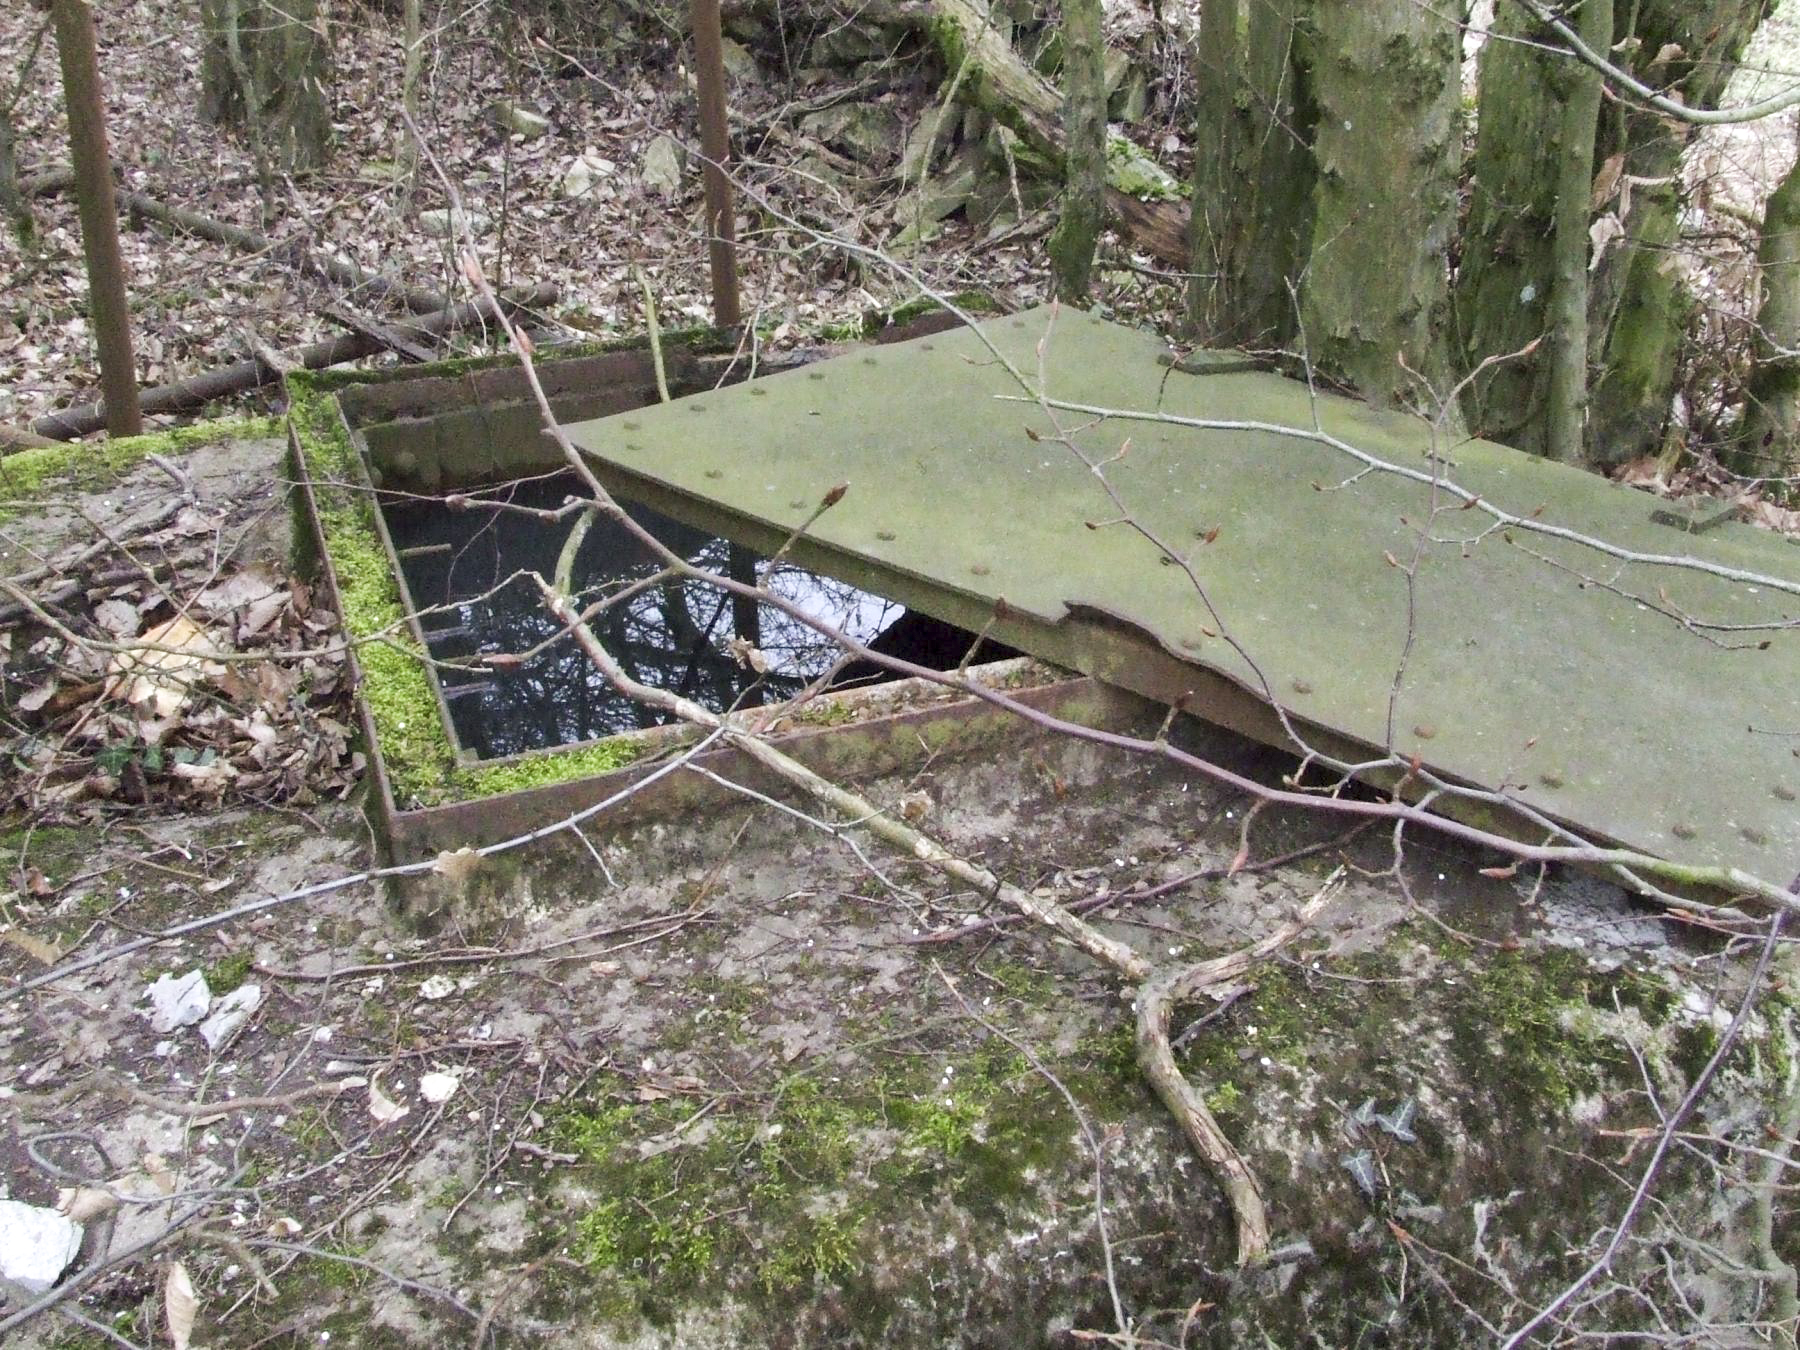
[383,670,1144,857]
[50,0,142,437]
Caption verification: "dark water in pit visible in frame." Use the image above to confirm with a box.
[382,472,1009,760]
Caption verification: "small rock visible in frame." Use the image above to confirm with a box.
[0,1199,83,1294]
[719,36,758,83]
[145,970,211,1033]
[641,134,685,194]
[488,100,550,138]
[561,151,617,200]
[199,983,264,1050]
[419,208,491,239]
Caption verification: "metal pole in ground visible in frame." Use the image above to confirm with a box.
[689,0,742,329]
[49,0,142,437]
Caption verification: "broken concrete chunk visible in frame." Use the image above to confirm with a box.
[641,134,685,194]
[144,970,212,1033]
[561,151,617,200]
[488,100,550,138]
[718,36,758,83]
[0,1199,83,1294]
[419,208,492,239]
[199,983,264,1050]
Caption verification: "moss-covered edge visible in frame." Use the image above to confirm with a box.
[285,298,1010,809]
[0,416,282,518]
[287,372,642,808]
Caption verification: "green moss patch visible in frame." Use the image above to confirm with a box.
[287,373,644,808]
[0,416,280,520]
[544,1031,1066,1326]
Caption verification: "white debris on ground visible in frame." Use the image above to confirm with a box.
[0,1199,83,1296]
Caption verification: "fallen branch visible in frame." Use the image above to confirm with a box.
[26,170,452,315]
[30,283,556,440]
[1135,866,1345,1264]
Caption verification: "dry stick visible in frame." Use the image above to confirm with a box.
[253,907,708,982]
[1135,865,1346,1264]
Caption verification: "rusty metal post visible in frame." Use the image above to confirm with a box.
[689,0,742,328]
[50,0,141,437]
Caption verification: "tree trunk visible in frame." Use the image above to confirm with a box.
[1187,0,1317,352]
[1544,0,1609,463]
[199,0,332,171]
[51,0,141,438]
[1454,4,1564,454]
[1587,0,1771,466]
[1457,0,1771,464]
[1298,0,1462,406]
[1045,0,1105,299]
[1737,132,1800,477]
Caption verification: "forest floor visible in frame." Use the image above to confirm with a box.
[0,0,1197,432]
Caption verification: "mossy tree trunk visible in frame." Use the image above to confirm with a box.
[199,0,333,172]
[1544,0,1609,463]
[1737,134,1800,477]
[1187,0,1461,407]
[1587,0,1770,467]
[1297,0,1463,406]
[1187,0,1317,353]
[1457,0,1770,465]
[1045,0,1105,300]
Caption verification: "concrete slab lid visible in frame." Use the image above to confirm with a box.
[565,305,1800,883]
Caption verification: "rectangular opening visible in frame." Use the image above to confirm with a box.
[381,469,1015,760]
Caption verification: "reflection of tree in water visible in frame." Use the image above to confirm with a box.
[382,473,904,760]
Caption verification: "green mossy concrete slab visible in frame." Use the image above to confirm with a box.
[566,306,1800,883]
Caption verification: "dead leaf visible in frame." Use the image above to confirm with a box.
[1589,153,1625,211]
[143,1153,177,1194]
[93,598,142,640]
[18,680,57,713]
[1588,212,1625,270]
[165,1260,198,1350]
[431,847,482,884]
[419,1071,460,1103]
[1,928,63,966]
[368,1076,410,1124]
[104,615,225,718]
[58,1185,119,1222]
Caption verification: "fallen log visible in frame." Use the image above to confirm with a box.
[906,0,1191,265]
[25,169,450,315]
[322,303,438,363]
[0,423,57,453]
[30,283,557,441]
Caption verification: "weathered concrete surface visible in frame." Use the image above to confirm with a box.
[3,424,1795,1349]
[4,708,1794,1347]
